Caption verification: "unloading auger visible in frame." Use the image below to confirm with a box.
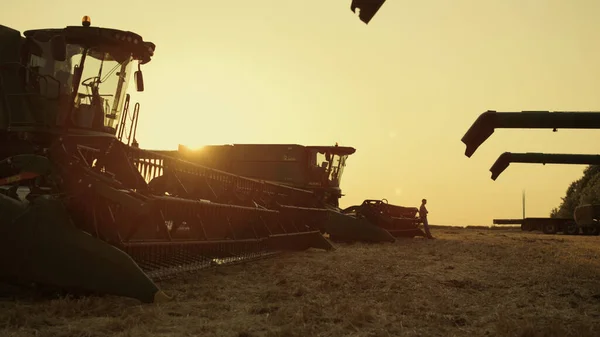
[461,110,600,233]
[351,0,387,24]
[490,152,600,181]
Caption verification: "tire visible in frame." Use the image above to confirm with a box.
[581,226,598,236]
[542,223,558,235]
[564,222,579,235]
[522,223,534,231]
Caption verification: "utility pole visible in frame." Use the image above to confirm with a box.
[522,189,526,219]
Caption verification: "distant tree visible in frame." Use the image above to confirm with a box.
[550,165,600,218]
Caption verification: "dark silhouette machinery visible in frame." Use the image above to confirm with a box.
[461,110,600,235]
[0,7,417,302]
[0,18,336,303]
[167,143,357,208]
[160,144,426,240]
[351,0,387,24]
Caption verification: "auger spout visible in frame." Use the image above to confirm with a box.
[351,0,387,24]
[461,110,600,158]
[490,152,600,180]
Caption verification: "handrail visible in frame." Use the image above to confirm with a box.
[117,94,130,142]
[127,102,140,147]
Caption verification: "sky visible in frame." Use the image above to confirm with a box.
[3,0,600,226]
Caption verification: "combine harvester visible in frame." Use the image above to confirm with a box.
[157,144,426,240]
[0,17,337,303]
[0,3,404,302]
[461,110,600,235]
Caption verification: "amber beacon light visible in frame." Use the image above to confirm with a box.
[82,15,91,27]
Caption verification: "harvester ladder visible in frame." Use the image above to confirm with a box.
[116,94,141,147]
[116,94,130,142]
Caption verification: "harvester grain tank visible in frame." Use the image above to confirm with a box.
[461,110,600,234]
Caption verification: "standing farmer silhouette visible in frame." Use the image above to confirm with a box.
[420,199,434,239]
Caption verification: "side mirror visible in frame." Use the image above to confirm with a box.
[134,70,144,92]
[50,35,67,62]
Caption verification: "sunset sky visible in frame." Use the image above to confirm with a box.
[3,0,600,226]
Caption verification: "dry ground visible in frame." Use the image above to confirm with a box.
[2,228,600,337]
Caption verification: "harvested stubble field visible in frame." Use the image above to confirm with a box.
[2,228,600,337]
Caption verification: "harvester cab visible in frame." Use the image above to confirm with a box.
[307,144,356,207]
[0,16,154,144]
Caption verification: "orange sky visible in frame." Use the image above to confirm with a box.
[3,0,600,226]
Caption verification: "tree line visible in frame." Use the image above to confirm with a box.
[550,165,600,218]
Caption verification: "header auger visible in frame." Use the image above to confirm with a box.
[461,110,600,233]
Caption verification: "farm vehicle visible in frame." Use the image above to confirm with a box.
[0,6,421,302]
[0,18,337,304]
[164,143,357,209]
[461,110,600,235]
[493,217,580,235]
[156,144,426,240]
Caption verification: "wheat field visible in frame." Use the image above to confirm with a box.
[1,228,600,337]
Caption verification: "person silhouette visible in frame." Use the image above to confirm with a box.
[420,198,434,239]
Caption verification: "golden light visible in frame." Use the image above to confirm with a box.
[178,144,204,152]
[82,15,91,27]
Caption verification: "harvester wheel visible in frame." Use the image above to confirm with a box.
[542,223,557,235]
[581,226,599,236]
[564,222,579,235]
